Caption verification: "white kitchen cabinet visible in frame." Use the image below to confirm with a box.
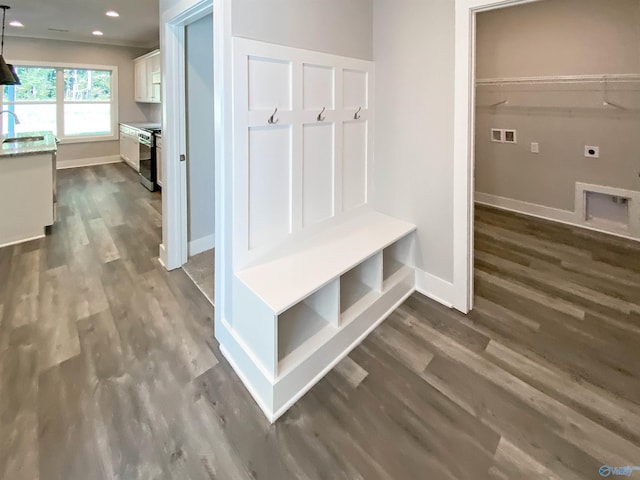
[134,59,148,102]
[156,134,163,187]
[119,125,140,171]
[119,124,129,162]
[134,50,161,104]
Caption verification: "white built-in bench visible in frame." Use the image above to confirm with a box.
[221,211,416,421]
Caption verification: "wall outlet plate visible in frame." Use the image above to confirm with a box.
[584,146,600,158]
[531,142,539,154]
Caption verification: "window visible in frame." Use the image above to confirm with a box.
[1,63,118,142]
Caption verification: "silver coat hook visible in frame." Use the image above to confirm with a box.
[317,107,326,122]
[268,107,279,125]
[354,106,362,120]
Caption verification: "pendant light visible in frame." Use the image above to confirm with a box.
[0,5,20,85]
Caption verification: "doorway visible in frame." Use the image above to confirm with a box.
[159,0,212,271]
[453,0,543,312]
[181,13,215,304]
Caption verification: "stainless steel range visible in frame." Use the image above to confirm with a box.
[138,128,160,192]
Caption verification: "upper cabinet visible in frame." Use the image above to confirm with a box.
[134,50,161,104]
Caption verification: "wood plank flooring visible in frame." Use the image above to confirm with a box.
[1,163,639,479]
[183,249,214,305]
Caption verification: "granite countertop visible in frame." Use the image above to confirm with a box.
[120,122,161,131]
[0,131,58,158]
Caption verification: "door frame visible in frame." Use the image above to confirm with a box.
[159,0,218,270]
[453,0,542,312]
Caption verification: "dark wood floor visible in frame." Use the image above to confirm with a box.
[1,163,640,479]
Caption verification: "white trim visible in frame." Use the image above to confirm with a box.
[9,59,123,71]
[454,0,544,314]
[56,155,121,170]
[0,232,45,249]
[219,345,275,421]
[475,192,577,224]
[134,49,161,63]
[476,191,640,242]
[188,234,215,256]
[213,0,233,339]
[415,269,455,308]
[161,0,213,271]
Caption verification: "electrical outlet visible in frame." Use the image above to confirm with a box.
[531,142,539,154]
[584,146,600,158]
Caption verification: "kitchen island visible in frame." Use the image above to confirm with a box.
[0,131,57,247]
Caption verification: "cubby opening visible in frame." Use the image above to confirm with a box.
[383,234,414,288]
[277,280,339,373]
[340,253,382,323]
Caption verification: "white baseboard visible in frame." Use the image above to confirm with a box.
[189,234,215,256]
[0,232,45,249]
[415,269,454,308]
[57,155,122,170]
[475,192,577,224]
[476,191,640,242]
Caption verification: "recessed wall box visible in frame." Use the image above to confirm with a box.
[504,130,517,144]
[491,129,503,143]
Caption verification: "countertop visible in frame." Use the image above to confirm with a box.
[120,122,161,131]
[0,131,58,158]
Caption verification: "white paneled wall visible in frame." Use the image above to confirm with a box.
[233,38,374,267]
[302,124,334,226]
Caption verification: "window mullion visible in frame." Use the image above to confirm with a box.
[57,67,64,138]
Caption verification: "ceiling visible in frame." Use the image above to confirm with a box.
[3,0,160,49]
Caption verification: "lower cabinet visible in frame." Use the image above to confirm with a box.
[119,125,129,164]
[119,125,140,172]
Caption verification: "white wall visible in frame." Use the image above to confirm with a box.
[186,14,216,251]
[7,37,158,162]
[231,0,373,60]
[372,0,455,284]
[475,0,640,212]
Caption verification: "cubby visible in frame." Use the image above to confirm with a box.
[340,253,382,324]
[383,234,415,289]
[278,280,339,374]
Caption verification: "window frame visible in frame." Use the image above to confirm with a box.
[2,60,119,144]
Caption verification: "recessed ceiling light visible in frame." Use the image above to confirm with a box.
[92,30,104,36]
[9,20,23,27]
[105,10,119,18]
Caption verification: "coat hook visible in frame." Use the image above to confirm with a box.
[354,106,362,120]
[268,107,279,125]
[317,107,326,122]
